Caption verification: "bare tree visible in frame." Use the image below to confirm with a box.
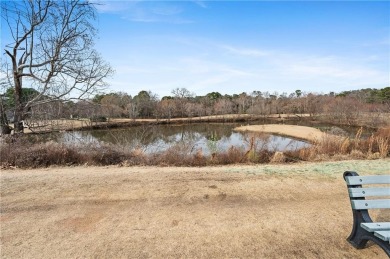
[172,87,194,117]
[185,102,203,118]
[157,98,175,120]
[214,98,234,115]
[1,0,113,133]
[235,92,250,114]
[100,92,131,118]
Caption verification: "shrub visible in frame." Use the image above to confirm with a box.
[270,152,286,163]
[1,141,81,168]
[210,146,244,165]
[0,137,129,168]
[80,143,129,165]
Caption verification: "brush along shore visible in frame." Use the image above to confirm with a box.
[1,124,389,168]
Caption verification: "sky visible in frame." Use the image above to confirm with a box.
[2,1,390,98]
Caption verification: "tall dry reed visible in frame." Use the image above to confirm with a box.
[295,127,390,161]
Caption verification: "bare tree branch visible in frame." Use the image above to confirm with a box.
[1,0,113,133]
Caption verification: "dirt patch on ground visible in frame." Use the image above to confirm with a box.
[1,159,389,258]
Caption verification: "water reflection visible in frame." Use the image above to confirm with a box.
[57,123,310,155]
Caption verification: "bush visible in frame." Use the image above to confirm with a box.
[80,143,129,165]
[1,141,81,168]
[0,137,129,168]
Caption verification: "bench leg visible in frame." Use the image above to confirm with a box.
[347,207,372,247]
[347,210,390,257]
[347,224,369,249]
[350,233,390,257]
[372,238,390,257]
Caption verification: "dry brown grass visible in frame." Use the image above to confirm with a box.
[1,161,389,258]
[281,127,390,162]
[0,138,131,168]
[234,125,390,161]
[291,136,389,162]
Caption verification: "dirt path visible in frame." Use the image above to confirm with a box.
[1,159,389,258]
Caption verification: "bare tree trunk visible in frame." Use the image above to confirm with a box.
[0,97,11,135]
[13,74,24,133]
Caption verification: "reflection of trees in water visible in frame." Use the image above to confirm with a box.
[154,124,237,146]
[60,131,101,145]
[71,123,238,153]
[47,122,312,154]
[206,131,220,141]
[242,132,272,152]
[84,123,239,149]
[58,122,312,153]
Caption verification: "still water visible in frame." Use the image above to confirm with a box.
[58,123,310,155]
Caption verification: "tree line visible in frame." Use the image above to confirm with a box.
[91,87,390,123]
[3,86,388,127]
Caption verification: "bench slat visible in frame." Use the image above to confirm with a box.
[348,187,390,197]
[351,199,390,209]
[374,231,390,241]
[361,222,390,232]
[345,175,390,185]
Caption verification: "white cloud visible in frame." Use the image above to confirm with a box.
[94,1,194,24]
[152,5,183,16]
[193,0,207,8]
[215,43,387,88]
[276,54,385,83]
[103,38,388,96]
[115,65,152,74]
[94,1,136,13]
[221,45,270,57]
[178,57,255,76]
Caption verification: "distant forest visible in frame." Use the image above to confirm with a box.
[2,87,390,127]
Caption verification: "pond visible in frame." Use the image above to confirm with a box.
[55,123,311,155]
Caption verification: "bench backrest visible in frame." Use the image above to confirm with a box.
[344,172,390,210]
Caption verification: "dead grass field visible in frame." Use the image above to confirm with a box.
[1,159,390,258]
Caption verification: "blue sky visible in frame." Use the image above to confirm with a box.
[2,1,389,98]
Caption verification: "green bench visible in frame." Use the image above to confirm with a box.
[343,171,390,256]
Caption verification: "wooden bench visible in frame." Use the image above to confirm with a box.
[343,171,390,256]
